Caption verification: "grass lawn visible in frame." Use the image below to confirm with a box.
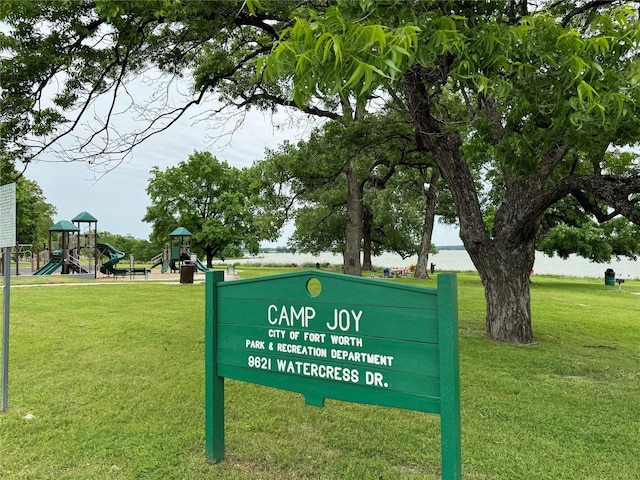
[1,269,638,479]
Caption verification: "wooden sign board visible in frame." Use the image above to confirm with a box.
[205,270,461,479]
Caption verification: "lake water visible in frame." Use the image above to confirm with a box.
[231,250,640,280]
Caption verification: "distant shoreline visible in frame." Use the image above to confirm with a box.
[238,250,640,280]
[258,244,466,254]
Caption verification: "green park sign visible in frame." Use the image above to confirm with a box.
[205,270,461,479]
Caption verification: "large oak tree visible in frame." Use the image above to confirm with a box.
[262,0,640,343]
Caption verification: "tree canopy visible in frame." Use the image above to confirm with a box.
[144,151,282,266]
[0,0,326,171]
[265,114,438,272]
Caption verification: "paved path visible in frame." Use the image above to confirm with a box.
[1,268,240,287]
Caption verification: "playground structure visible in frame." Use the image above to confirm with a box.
[31,211,147,278]
[34,212,98,277]
[149,227,208,274]
[9,213,208,278]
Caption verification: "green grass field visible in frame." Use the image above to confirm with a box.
[1,269,638,479]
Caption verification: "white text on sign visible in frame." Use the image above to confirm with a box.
[267,305,363,333]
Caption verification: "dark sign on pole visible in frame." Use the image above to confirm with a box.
[205,270,461,479]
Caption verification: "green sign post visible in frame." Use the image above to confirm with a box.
[205,270,461,479]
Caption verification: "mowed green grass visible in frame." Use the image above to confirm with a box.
[1,271,639,479]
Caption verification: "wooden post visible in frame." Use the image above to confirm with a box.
[205,270,225,462]
[437,274,462,480]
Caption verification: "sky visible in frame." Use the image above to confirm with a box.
[24,97,462,248]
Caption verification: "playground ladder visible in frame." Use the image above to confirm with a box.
[68,252,89,273]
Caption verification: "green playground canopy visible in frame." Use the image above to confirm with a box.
[72,211,98,222]
[170,227,192,237]
[48,220,80,232]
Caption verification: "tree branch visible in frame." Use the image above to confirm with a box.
[235,92,340,120]
[561,0,620,27]
[548,173,640,224]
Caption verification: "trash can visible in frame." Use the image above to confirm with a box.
[180,264,196,284]
[604,268,615,286]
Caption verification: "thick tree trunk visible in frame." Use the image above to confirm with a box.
[206,248,217,268]
[403,64,536,343]
[344,159,363,275]
[205,245,223,268]
[467,240,535,343]
[414,168,440,279]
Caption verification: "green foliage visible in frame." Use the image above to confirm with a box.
[289,201,347,255]
[603,150,639,176]
[144,151,283,265]
[262,1,461,105]
[264,113,432,259]
[538,218,640,262]
[15,177,56,249]
[262,0,640,201]
[0,0,299,166]
[366,166,427,258]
